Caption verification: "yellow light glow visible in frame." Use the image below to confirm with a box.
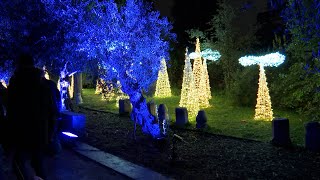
[101,82,115,101]
[254,65,273,121]
[95,78,104,94]
[68,74,74,99]
[192,38,203,96]
[115,81,129,107]
[43,66,50,80]
[198,59,210,108]
[155,58,172,98]
[179,47,199,118]
[1,79,7,88]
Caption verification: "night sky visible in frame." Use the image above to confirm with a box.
[154,0,269,47]
[154,0,218,46]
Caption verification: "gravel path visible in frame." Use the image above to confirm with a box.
[79,107,320,179]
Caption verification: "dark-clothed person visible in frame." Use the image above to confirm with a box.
[42,73,62,157]
[0,82,8,180]
[7,53,55,180]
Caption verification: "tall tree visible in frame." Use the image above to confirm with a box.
[208,0,257,91]
[271,0,320,119]
[89,0,175,138]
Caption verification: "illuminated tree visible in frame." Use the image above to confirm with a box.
[192,38,203,96]
[88,0,175,138]
[179,47,199,118]
[0,0,92,110]
[239,52,285,121]
[155,58,172,98]
[255,65,273,120]
[190,48,221,107]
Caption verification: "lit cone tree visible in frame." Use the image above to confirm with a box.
[255,64,273,120]
[192,38,203,97]
[179,47,199,118]
[198,59,210,108]
[155,58,172,98]
[189,48,221,107]
[239,52,285,121]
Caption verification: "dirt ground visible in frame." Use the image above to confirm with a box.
[77,107,320,179]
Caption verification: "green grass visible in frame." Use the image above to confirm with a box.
[80,88,308,146]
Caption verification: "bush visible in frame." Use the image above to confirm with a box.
[228,66,259,107]
[270,62,320,120]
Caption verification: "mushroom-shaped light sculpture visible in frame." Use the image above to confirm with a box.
[238,52,286,121]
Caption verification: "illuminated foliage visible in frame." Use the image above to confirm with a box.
[85,0,175,138]
[179,48,199,118]
[95,78,104,95]
[155,58,172,98]
[0,60,14,86]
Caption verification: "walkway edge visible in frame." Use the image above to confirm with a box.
[72,142,173,180]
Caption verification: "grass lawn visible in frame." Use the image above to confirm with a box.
[80,88,308,146]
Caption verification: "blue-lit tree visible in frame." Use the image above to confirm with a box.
[0,60,14,88]
[270,0,320,119]
[0,0,64,66]
[111,0,175,138]
[43,0,95,110]
[86,0,175,138]
[0,0,88,110]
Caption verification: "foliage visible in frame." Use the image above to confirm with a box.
[207,0,258,91]
[228,66,259,107]
[0,0,63,65]
[271,62,320,120]
[78,0,175,138]
[0,60,14,84]
[270,0,320,119]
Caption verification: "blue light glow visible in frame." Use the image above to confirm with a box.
[0,60,13,86]
[201,49,221,61]
[189,48,221,61]
[62,132,78,138]
[239,52,285,67]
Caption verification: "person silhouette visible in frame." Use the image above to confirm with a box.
[0,81,8,179]
[7,53,55,180]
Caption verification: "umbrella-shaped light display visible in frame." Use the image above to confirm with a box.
[239,52,285,121]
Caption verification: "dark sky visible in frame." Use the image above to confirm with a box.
[153,0,218,46]
[154,0,269,46]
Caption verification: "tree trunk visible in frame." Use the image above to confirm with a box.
[129,91,161,138]
[74,72,83,104]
